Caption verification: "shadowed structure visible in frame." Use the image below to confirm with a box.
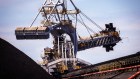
[0,38,55,79]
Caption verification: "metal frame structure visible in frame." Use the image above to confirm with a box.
[15,0,122,78]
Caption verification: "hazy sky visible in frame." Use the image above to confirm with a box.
[0,0,140,64]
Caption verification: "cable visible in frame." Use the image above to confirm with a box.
[79,14,93,38]
[30,0,48,27]
[81,11,103,30]
[30,9,41,27]
[78,14,96,52]
[70,14,96,34]
[81,11,104,30]
[70,0,78,10]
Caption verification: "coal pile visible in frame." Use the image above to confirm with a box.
[0,38,55,79]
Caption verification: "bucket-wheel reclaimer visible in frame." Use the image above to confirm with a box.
[15,0,121,78]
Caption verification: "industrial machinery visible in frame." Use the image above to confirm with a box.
[15,0,121,78]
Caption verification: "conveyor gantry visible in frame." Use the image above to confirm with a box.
[78,35,120,52]
[15,26,50,39]
[15,23,121,52]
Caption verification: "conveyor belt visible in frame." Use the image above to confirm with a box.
[78,35,121,51]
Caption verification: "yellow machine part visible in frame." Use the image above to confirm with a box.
[58,64,68,73]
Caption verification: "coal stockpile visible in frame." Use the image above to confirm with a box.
[0,38,55,79]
